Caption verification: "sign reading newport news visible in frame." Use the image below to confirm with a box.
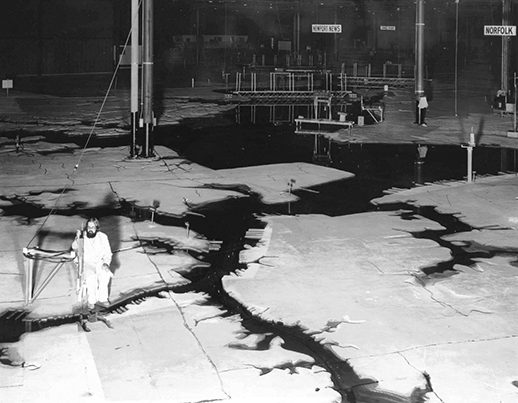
[312,24,342,33]
[484,25,516,36]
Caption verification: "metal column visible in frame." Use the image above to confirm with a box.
[415,0,425,98]
[501,0,511,93]
[142,0,154,158]
[130,0,139,158]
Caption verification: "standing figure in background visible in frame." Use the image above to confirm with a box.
[72,217,113,310]
[414,94,428,127]
[493,89,506,111]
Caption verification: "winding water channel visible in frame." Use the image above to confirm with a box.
[1,121,516,402]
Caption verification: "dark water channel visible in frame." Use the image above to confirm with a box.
[1,121,517,402]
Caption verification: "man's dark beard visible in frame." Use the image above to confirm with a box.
[86,230,97,238]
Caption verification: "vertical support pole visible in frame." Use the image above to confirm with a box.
[24,254,33,305]
[142,0,154,158]
[130,0,139,158]
[501,0,511,93]
[295,12,300,56]
[467,146,473,183]
[196,8,200,66]
[333,1,338,61]
[454,0,459,116]
[415,0,425,99]
[514,73,517,131]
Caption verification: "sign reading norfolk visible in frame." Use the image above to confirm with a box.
[484,25,516,36]
[312,24,342,33]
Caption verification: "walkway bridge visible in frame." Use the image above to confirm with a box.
[231,70,415,105]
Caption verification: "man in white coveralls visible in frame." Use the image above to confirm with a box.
[72,217,113,310]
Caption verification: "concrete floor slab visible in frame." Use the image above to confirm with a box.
[224,211,518,400]
[86,297,228,402]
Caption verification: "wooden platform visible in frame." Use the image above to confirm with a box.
[295,117,354,135]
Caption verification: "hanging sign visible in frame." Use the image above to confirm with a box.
[484,25,516,36]
[312,24,342,33]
